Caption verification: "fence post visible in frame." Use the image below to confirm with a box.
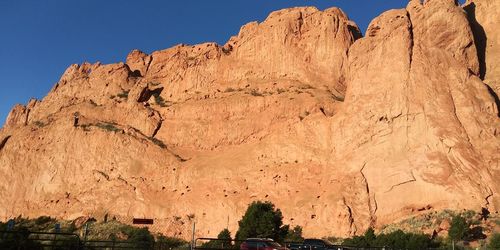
[191,222,196,250]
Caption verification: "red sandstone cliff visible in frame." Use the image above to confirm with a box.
[0,0,499,238]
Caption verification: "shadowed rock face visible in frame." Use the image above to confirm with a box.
[0,1,499,238]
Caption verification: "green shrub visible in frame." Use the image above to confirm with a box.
[202,228,233,249]
[298,84,314,90]
[449,215,469,241]
[34,216,53,225]
[117,90,130,99]
[148,137,167,148]
[153,93,168,107]
[96,122,122,133]
[488,233,500,249]
[342,229,436,250]
[284,225,304,242]
[33,121,46,127]
[157,235,188,248]
[250,89,263,97]
[123,226,154,243]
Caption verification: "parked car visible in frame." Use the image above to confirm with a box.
[240,238,288,250]
[286,242,304,250]
[297,239,342,250]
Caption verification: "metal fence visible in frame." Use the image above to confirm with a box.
[0,230,179,250]
[193,238,391,250]
[0,232,443,250]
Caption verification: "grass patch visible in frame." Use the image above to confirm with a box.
[250,89,263,97]
[80,124,92,131]
[33,121,46,127]
[117,90,130,99]
[148,137,167,148]
[153,93,168,107]
[298,84,314,90]
[96,122,122,133]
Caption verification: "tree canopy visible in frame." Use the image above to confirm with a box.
[235,201,289,242]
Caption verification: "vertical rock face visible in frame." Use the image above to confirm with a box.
[0,1,499,239]
[332,0,500,232]
[465,0,500,112]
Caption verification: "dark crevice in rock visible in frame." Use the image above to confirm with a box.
[342,197,357,235]
[145,55,153,75]
[130,70,142,78]
[406,11,415,69]
[348,24,363,41]
[151,113,163,138]
[464,2,487,80]
[484,83,500,117]
[138,86,164,103]
[360,163,377,227]
[0,135,11,151]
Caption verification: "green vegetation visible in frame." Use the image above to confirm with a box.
[235,201,290,242]
[153,92,169,107]
[249,89,264,97]
[489,233,500,249]
[202,228,233,249]
[298,84,314,90]
[284,225,304,242]
[117,90,130,99]
[342,228,438,250]
[95,122,122,133]
[1,217,187,249]
[157,235,188,249]
[0,227,42,249]
[448,215,469,241]
[148,136,167,148]
[33,121,46,127]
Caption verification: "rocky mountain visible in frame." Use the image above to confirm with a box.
[0,0,499,238]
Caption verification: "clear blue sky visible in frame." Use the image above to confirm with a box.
[0,1,409,127]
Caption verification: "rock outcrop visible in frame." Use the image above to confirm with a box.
[465,0,500,115]
[0,1,499,238]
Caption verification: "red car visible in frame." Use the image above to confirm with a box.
[240,238,288,250]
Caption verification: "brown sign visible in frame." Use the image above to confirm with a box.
[133,218,154,225]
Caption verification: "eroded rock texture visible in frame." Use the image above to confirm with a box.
[0,2,498,238]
